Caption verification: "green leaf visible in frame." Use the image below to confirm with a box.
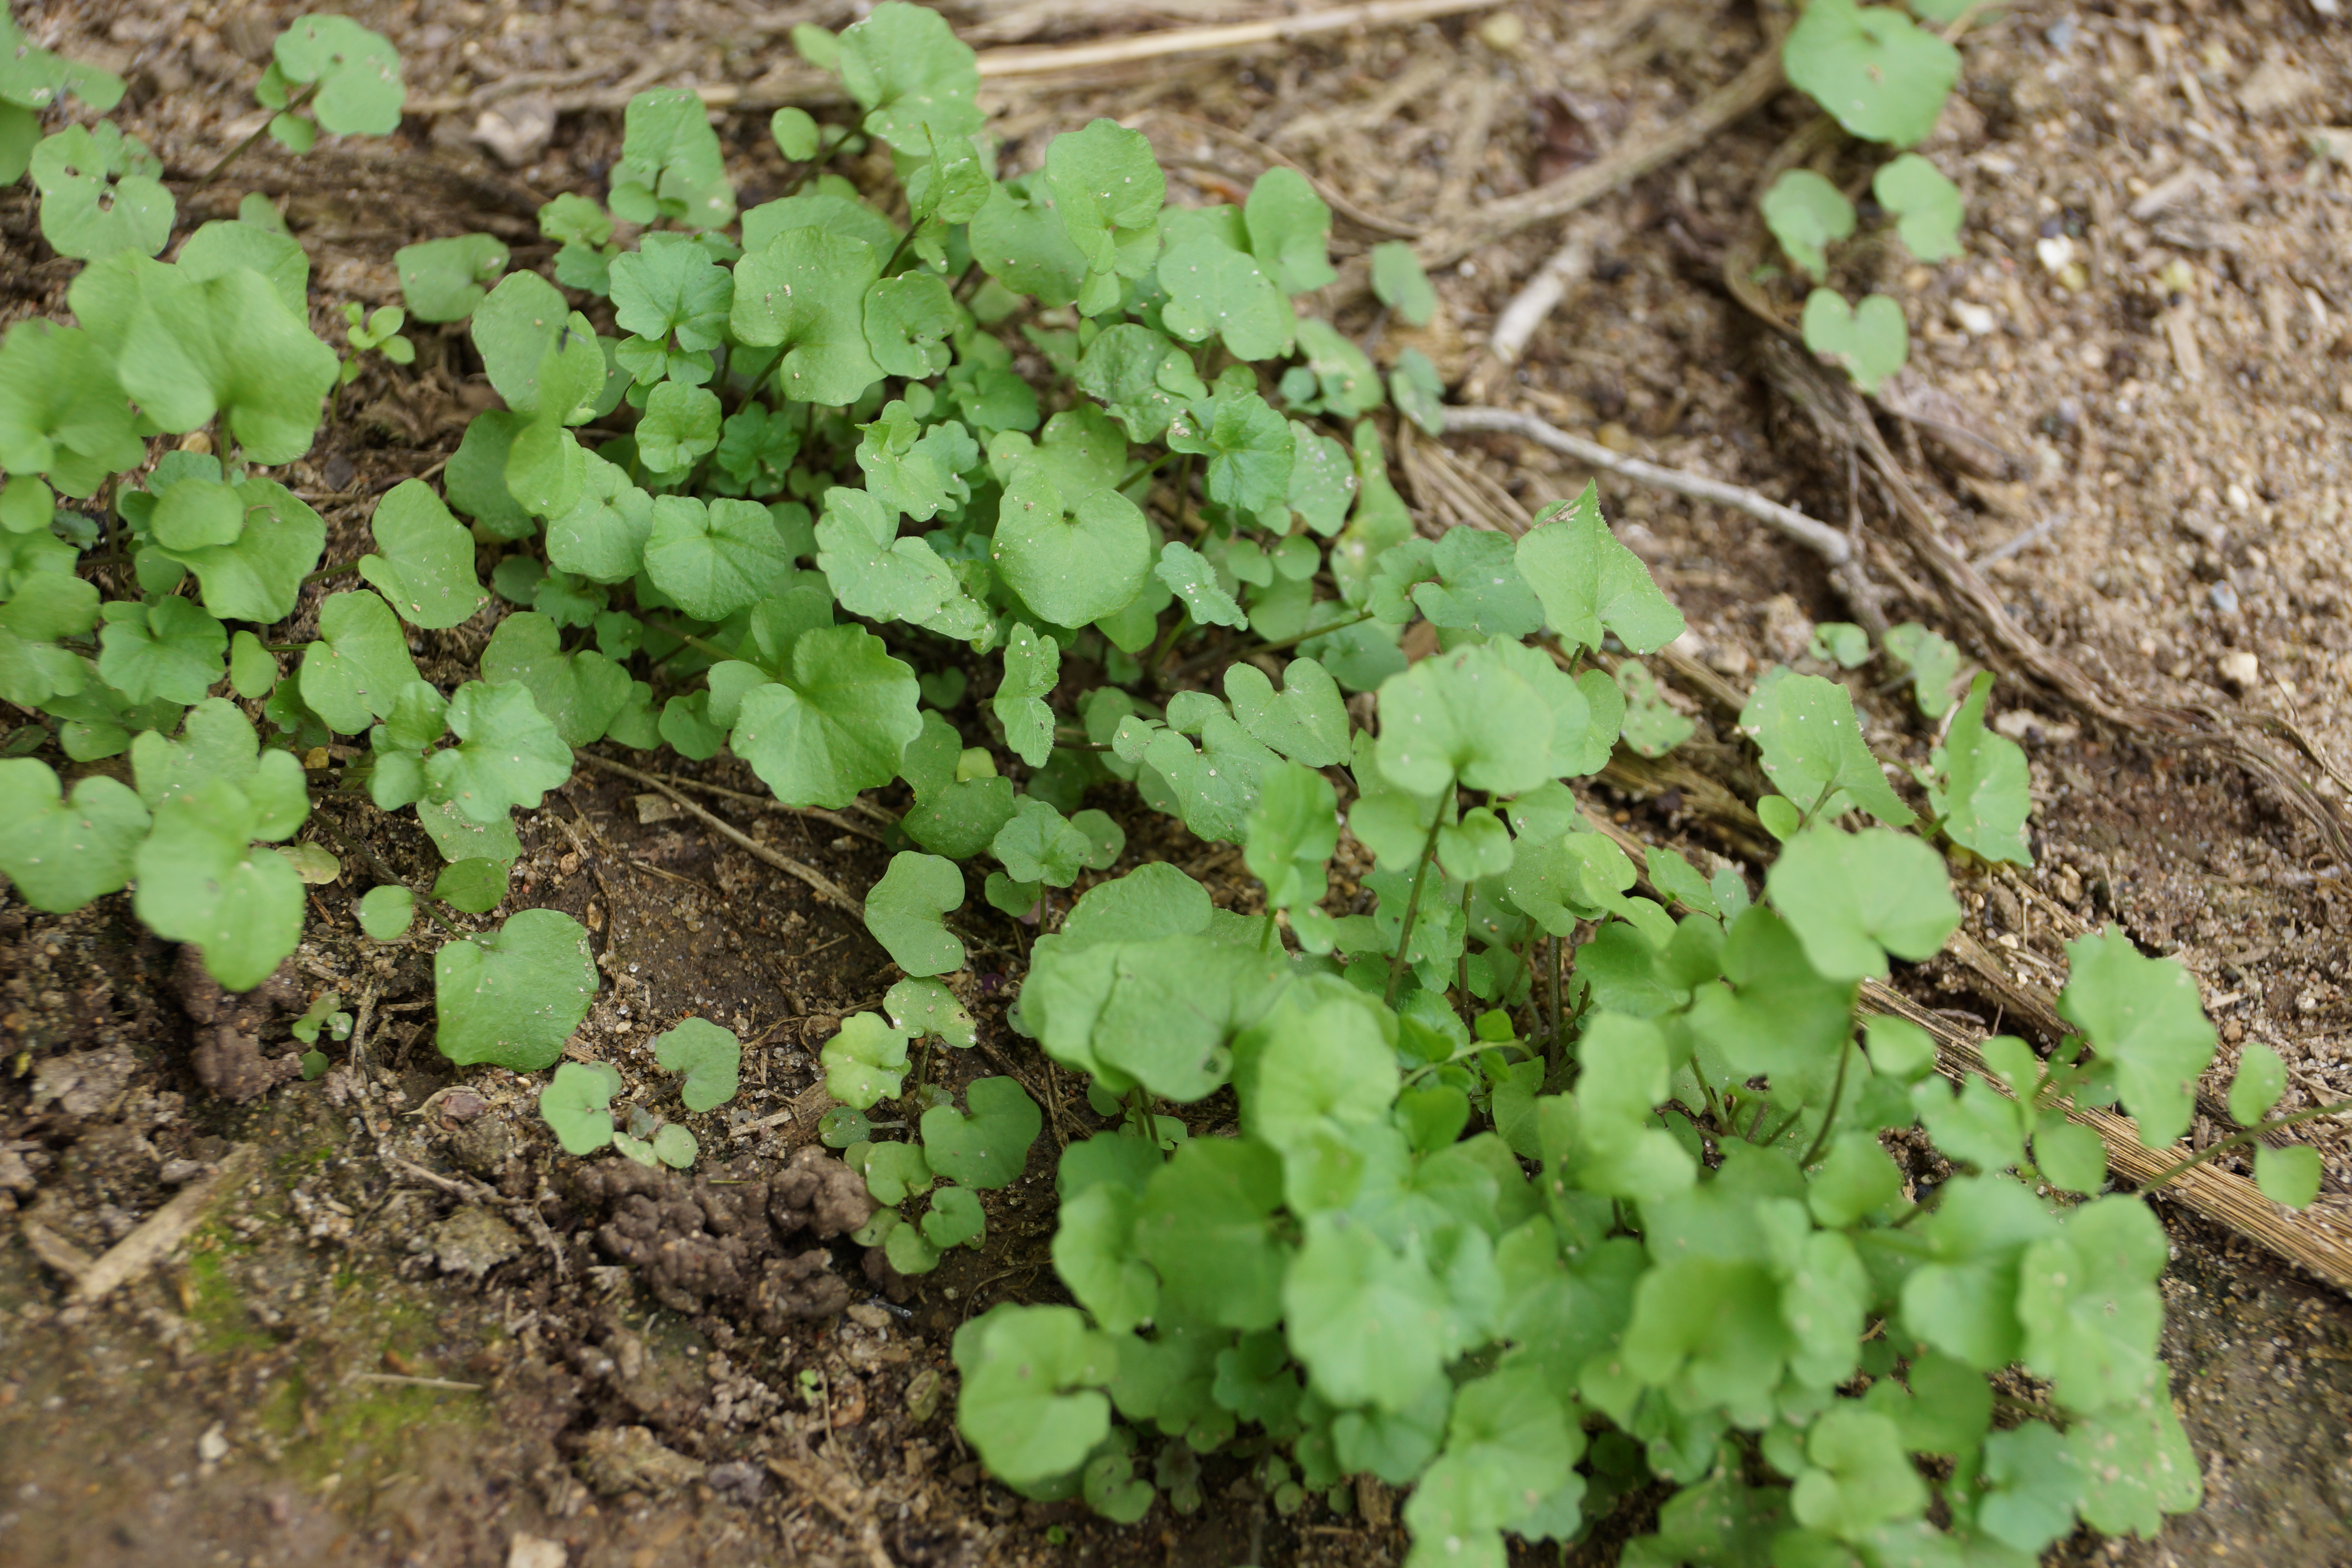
[887,976,977,1047]
[433,907,597,1070]
[1975,1421,2082,1554]
[731,623,922,808]
[610,232,733,350]
[1168,378,1296,523]
[2056,928,2215,1152]
[954,1303,1116,1485]
[993,624,1060,768]
[821,1012,912,1108]
[96,598,224,706]
[0,759,150,912]
[300,591,422,735]
[2017,1196,2165,1411]
[1898,1175,2055,1369]
[1790,1407,1926,1541]
[1739,668,1915,828]
[730,227,883,406]
[1243,760,1338,911]
[0,321,144,499]
[769,105,819,161]
[1783,0,1958,148]
[837,1,983,151]
[1615,660,1693,758]
[1801,289,1909,395]
[1546,1013,1697,1201]
[1076,323,1192,442]
[1405,1375,1583,1557]
[150,479,325,623]
[2253,1143,2321,1209]
[178,219,308,317]
[423,680,573,825]
[652,1123,698,1169]
[653,1016,742,1111]
[923,1076,1042,1189]
[864,272,961,379]
[2228,1042,2287,1125]
[1374,641,1556,797]
[1243,167,1336,295]
[2069,1395,2201,1537]
[470,272,599,419]
[395,233,510,323]
[31,123,172,261]
[1028,931,1290,1099]
[69,254,339,465]
[1154,539,1247,630]
[1158,236,1291,361]
[865,851,967,977]
[811,486,954,625]
[1045,118,1165,289]
[1389,347,1446,436]
[0,13,125,114]
[1872,152,1962,261]
[644,495,793,621]
[1760,169,1855,281]
[1284,1212,1454,1412]
[1136,1136,1287,1331]
[1928,673,2031,865]
[1224,657,1350,770]
[1765,827,1959,982]
[358,480,488,629]
[1368,241,1437,325]
[971,176,1089,309]
[134,780,307,991]
[610,86,735,229]
[356,884,414,940]
[272,14,405,135]
[1882,622,1960,717]
[922,1183,985,1250]
[993,461,1152,629]
[431,857,508,914]
[635,381,722,474]
[1516,483,1685,655]
[538,1060,623,1154]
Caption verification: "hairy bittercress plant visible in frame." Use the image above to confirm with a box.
[0,9,2325,1564]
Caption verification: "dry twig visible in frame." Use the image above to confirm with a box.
[576,753,864,916]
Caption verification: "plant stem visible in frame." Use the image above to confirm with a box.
[1145,610,1192,679]
[2136,1099,2352,1194]
[302,559,361,587]
[1455,877,1472,1024]
[1382,804,1448,1009]
[1798,1035,1855,1166]
[1546,933,1563,1081]
[643,615,740,665]
[1116,449,1178,492]
[198,79,320,188]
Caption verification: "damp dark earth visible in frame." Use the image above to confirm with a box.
[3,2,2350,1567]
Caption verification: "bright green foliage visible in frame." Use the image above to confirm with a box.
[993,462,1152,628]
[267,15,406,139]
[359,481,488,629]
[1388,348,1445,436]
[1517,484,1686,654]
[2056,928,2216,1152]
[97,598,225,706]
[837,2,982,151]
[655,1017,742,1111]
[0,759,149,912]
[432,857,507,913]
[1801,289,1909,395]
[1760,169,1854,281]
[1046,119,1165,307]
[1873,153,1964,261]
[423,680,574,824]
[2228,1042,2285,1126]
[1159,234,1290,362]
[1740,669,1915,828]
[864,851,967,976]
[301,591,422,735]
[1154,540,1247,629]
[822,1012,911,1108]
[396,234,509,322]
[1369,242,1437,326]
[70,254,340,465]
[730,624,922,807]
[610,86,735,229]
[1782,0,1960,148]
[0,321,143,499]
[888,976,977,1047]
[1245,168,1336,296]
[134,773,309,991]
[956,1304,1117,1484]
[1926,673,2032,864]
[31,123,172,261]
[1614,660,1693,757]
[1881,621,1960,717]
[922,1076,1042,1188]
[541,1060,624,1154]
[732,227,882,405]
[434,907,597,1069]
[643,496,793,620]
[1245,761,1338,912]
[356,884,415,940]
[994,624,1059,768]
[1765,828,1960,982]
[0,13,123,122]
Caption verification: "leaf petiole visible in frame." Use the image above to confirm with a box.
[198,78,321,188]
[2135,1098,2352,1195]
[1382,800,1447,1009]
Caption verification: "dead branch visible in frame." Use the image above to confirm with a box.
[575,752,864,917]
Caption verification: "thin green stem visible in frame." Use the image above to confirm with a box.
[879,227,918,278]
[1798,1035,1855,1166]
[198,79,319,187]
[1145,610,1193,679]
[1456,877,1472,1023]
[1116,449,1178,492]
[302,559,361,587]
[2136,1099,2352,1194]
[1757,1107,1806,1148]
[1382,804,1448,1009]
[644,615,739,665]
[1546,933,1563,1082]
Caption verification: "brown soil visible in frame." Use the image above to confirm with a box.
[3,2,2349,1566]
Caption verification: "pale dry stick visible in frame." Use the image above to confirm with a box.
[408,0,1508,116]
[576,753,864,917]
[1442,404,1855,564]
[577,750,894,839]
[70,1144,261,1303]
[1464,231,1593,399]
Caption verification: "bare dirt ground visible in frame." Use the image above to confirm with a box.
[2,1,2349,1565]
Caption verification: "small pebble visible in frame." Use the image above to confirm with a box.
[2218,650,2260,692]
[2208,581,2239,615]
